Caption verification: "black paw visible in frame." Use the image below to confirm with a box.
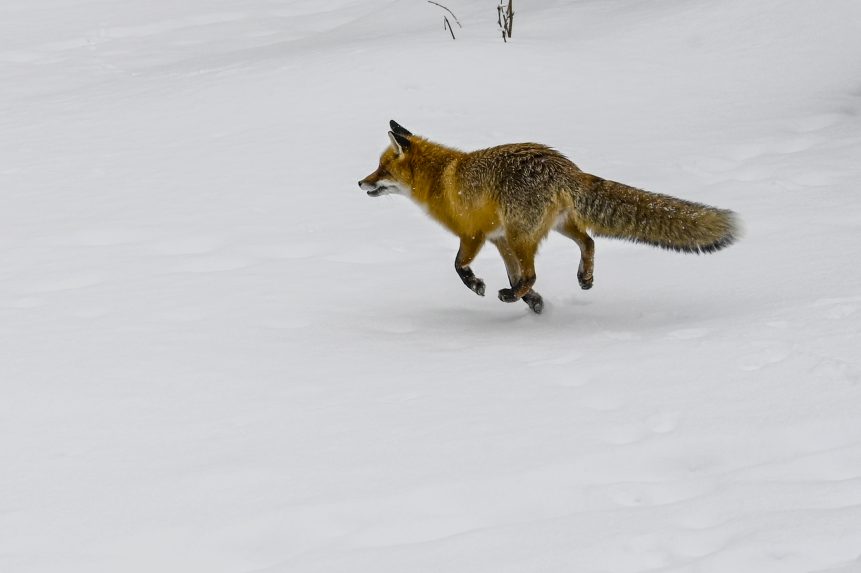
[578,273,593,290]
[498,288,518,303]
[469,278,486,297]
[523,293,544,314]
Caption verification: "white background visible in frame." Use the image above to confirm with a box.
[2,1,861,571]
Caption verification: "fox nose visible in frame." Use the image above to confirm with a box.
[357,181,363,188]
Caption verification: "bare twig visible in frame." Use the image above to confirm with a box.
[444,16,456,40]
[498,0,514,42]
[427,1,462,28]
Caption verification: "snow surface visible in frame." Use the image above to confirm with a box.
[2,1,861,571]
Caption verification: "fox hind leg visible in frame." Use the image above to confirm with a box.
[557,216,595,290]
[493,237,542,313]
[455,235,486,297]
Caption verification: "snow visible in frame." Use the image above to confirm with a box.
[2,0,861,571]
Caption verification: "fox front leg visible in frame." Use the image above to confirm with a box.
[455,235,486,297]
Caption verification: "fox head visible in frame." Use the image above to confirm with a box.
[358,120,415,197]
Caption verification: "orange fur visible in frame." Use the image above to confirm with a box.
[359,121,739,314]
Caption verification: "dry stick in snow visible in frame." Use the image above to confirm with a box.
[444,16,455,40]
[498,0,514,42]
[427,1,462,28]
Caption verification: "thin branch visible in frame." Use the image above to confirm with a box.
[427,1,462,28]
[498,0,513,42]
[444,16,456,40]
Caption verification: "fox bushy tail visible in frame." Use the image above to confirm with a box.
[572,174,740,254]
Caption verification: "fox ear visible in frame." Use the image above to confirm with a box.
[389,120,412,137]
[388,131,411,155]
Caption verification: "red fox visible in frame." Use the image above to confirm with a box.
[359,120,740,314]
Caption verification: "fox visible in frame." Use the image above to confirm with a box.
[359,120,740,314]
